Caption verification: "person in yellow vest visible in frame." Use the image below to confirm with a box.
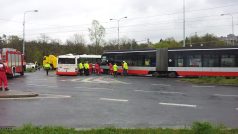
[78,61,84,75]
[113,63,118,77]
[44,62,51,76]
[84,61,89,76]
[123,61,128,76]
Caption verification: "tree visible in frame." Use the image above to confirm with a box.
[88,20,105,54]
[153,38,182,48]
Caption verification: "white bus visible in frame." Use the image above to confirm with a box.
[77,54,101,64]
[56,54,78,76]
[56,54,101,76]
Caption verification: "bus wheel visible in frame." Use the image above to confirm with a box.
[168,72,177,78]
[20,71,24,76]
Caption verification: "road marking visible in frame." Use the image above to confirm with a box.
[159,102,197,108]
[100,98,128,102]
[27,84,57,88]
[192,85,215,88]
[213,94,238,97]
[74,87,113,90]
[134,90,185,95]
[236,108,238,111]
[0,94,71,100]
[152,84,171,86]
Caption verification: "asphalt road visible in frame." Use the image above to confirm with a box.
[0,70,237,128]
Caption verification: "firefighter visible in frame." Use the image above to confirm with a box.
[109,62,113,75]
[44,62,51,76]
[123,61,128,76]
[95,62,100,75]
[78,61,84,75]
[89,63,93,75]
[0,60,9,91]
[113,63,118,77]
[84,61,89,76]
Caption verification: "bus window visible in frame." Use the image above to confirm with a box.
[58,58,75,64]
[221,55,235,67]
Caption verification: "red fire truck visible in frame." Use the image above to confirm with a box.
[0,48,24,77]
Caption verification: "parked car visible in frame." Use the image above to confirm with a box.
[25,63,36,69]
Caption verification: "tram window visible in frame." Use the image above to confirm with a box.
[188,55,201,67]
[221,55,235,67]
[203,55,219,67]
[175,55,184,67]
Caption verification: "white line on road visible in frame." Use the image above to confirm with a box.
[236,108,238,111]
[159,102,197,108]
[27,84,57,88]
[74,87,113,90]
[213,94,238,97]
[100,98,128,102]
[152,84,171,86]
[134,90,185,95]
[192,85,215,88]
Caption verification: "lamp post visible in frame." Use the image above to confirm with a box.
[23,10,38,55]
[110,16,127,49]
[183,0,186,47]
[221,13,234,45]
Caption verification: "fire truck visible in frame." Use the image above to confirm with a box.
[0,48,24,77]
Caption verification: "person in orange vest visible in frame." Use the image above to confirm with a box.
[0,60,9,91]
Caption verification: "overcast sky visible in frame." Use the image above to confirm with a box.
[0,0,238,44]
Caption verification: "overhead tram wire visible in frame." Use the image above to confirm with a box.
[6,2,238,32]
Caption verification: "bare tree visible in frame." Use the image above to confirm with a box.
[88,20,105,46]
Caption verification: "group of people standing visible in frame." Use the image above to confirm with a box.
[78,61,101,76]
[109,61,128,77]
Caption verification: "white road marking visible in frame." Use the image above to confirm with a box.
[159,102,197,108]
[27,84,57,88]
[74,87,113,90]
[213,94,238,97]
[192,85,215,88]
[100,98,128,102]
[0,94,71,100]
[152,84,171,86]
[134,90,185,95]
[236,108,238,111]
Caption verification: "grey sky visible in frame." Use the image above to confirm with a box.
[0,0,238,44]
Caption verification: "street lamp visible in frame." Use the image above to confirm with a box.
[110,16,127,49]
[221,13,234,45]
[23,10,38,55]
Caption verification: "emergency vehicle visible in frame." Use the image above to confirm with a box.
[0,48,24,77]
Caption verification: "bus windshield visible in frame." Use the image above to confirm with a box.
[58,58,75,64]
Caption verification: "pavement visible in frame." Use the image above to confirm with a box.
[0,90,38,98]
[0,70,237,128]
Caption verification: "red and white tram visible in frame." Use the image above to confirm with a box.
[101,47,238,77]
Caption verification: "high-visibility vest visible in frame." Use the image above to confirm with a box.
[78,63,84,69]
[113,64,118,71]
[84,63,89,69]
[44,63,50,69]
[123,62,128,70]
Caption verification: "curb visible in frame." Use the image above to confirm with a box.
[0,90,39,98]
